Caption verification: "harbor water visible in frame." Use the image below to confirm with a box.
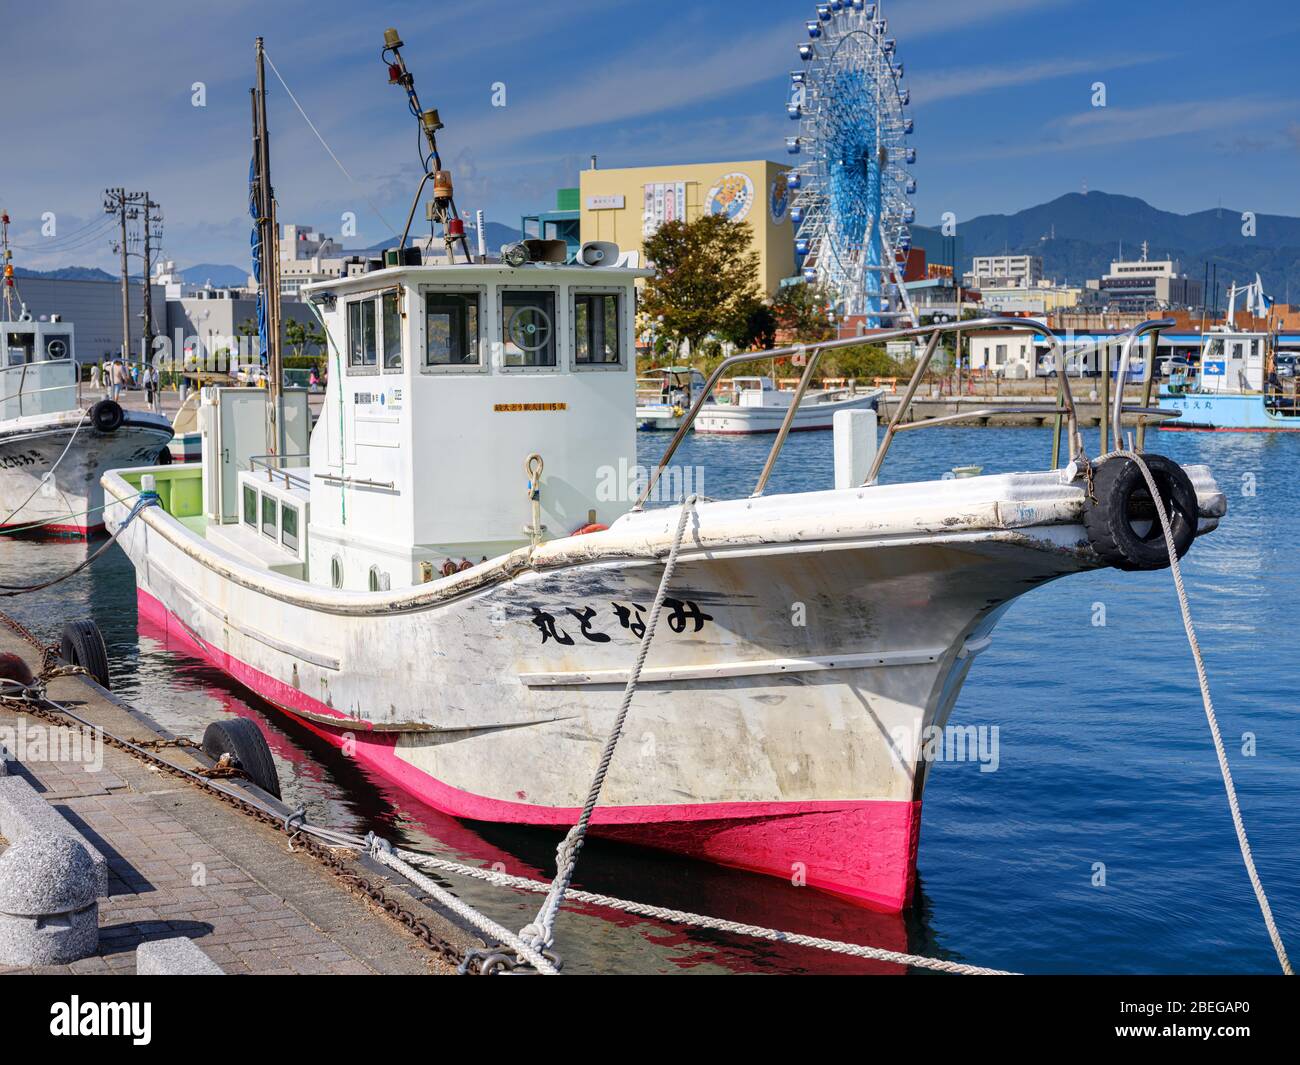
[2,426,1295,974]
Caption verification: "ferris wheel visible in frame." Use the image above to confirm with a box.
[785,1,916,325]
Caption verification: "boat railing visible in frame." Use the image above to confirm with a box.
[248,453,311,492]
[634,317,1176,510]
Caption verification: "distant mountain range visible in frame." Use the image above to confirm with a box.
[20,196,1296,303]
[918,192,1300,300]
[14,265,116,281]
[178,263,249,287]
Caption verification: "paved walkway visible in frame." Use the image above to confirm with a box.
[0,626,476,975]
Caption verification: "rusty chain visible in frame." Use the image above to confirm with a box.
[0,608,473,971]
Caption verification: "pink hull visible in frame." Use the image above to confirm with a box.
[138,588,921,911]
[0,521,101,538]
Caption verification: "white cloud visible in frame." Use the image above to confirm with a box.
[912,52,1165,106]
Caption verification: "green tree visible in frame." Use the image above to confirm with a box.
[284,317,325,359]
[640,215,762,355]
[772,281,836,343]
[719,297,778,352]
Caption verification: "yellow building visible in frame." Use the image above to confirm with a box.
[579,160,796,297]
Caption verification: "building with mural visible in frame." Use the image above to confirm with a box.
[578,160,796,297]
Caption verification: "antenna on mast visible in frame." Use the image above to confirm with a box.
[1,209,19,322]
[383,27,471,264]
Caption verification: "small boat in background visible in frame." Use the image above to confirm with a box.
[1160,326,1300,432]
[0,212,173,536]
[636,366,710,430]
[694,375,881,434]
[168,386,206,462]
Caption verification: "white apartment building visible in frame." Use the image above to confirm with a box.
[966,254,1043,290]
[1092,251,1201,311]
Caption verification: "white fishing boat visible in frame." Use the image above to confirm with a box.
[1159,325,1300,433]
[0,214,173,536]
[636,366,709,431]
[103,34,1225,912]
[694,375,881,434]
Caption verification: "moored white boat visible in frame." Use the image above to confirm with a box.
[102,34,1227,913]
[695,375,881,434]
[1,211,173,536]
[102,254,1226,912]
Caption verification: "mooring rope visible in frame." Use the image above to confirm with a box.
[363,835,560,976]
[395,847,1015,976]
[519,495,698,955]
[1116,450,1292,976]
[0,494,157,597]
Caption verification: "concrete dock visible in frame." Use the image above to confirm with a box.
[0,619,479,975]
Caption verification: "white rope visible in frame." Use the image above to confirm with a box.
[396,848,1014,975]
[1116,450,1292,975]
[366,838,559,975]
[520,496,698,953]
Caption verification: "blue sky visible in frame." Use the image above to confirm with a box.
[3,0,1298,273]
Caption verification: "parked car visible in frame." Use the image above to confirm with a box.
[1276,353,1299,379]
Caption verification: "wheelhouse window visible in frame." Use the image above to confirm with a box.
[44,334,72,361]
[501,290,556,368]
[4,332,35,366]
[573,292,621,366]
[281,505,299,552]
[261,495,278,540]
[382,292,402,371]
[424,291,480,368]
[347,298,377,370]
[242,485,257,528]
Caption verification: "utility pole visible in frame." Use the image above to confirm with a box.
[104,187,148,370]
[140,195,162,369]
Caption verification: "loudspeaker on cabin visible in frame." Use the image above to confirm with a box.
[576,241,619,268]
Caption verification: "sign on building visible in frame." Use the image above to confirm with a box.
[642,182,688,237]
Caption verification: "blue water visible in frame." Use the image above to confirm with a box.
[2,426,1296,974]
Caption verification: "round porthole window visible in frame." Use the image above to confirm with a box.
[331,556,343,589]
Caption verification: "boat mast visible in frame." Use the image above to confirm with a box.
[252,36,284,457]
[1,209,19,322]
[383,28,472,264]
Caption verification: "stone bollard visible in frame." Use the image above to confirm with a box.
[0,832,99,966]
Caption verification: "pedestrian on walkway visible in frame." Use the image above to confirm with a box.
[110,360,128,402]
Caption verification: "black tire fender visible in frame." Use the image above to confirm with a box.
[155,446,173,466]
[202,718,281,798]
[1083,454,1199,572]
[89,399,124,433]
[60,619,111,690]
